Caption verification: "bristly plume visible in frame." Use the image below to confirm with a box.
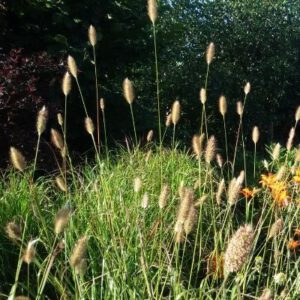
[141,192,149,209]
[228,177,241,206]
[62,71,72,96]
[70,235,88,272]
[219,95,227,116]
[272,143,280,161]
[237,101,243,116]
[57,113,63,126]
[224,224,254,277]
[200,88,207,104]
[205,135,216,164]
[55,206,72,235]
[55,176,67,192]
[37,106,48,136]
[10,147,27,172]
[192,133,205,159]
[268,219,283,240]
[206,42,215,65]
[171,100,181,125]
[23,239,39,264]
[6,221,22,241]
[159,184,170,209]
[134,177,142,193]
[259,288,273,300]
[252,126,260,144]
[147,0,157,24]
[67,55,78,79]
[244,82,251,95]
[147,130,154,142]
[216,179,225,205]
[100,98,105,111]
[123,78,135,104]
[165,113,172,127]
[216,153,223,168]
[286,127,295,151]
[184,205,197,235]
[51,129,64,150]
[85,117,95,135]
[88,25,97,46]
[295,106,300,123]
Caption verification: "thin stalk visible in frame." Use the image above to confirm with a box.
[223,115,229,179]
[172,124,176,150]
[101,108,109,161]
[33,134,41,173]
[253,143,257,178]
[152,24,161,145]
[129,104,138,146]
[92,46,100,152]
[75,78,89,118]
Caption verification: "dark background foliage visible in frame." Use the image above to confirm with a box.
[0,0,299,168]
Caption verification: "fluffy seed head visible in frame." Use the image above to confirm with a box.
[295,106,300,122]
[67,55,78,78]
[147,130,154,142]
[88,25,97,46]
[10,147,26,172]
[219,95,227,116]
[55,207,72,235]
[147,0,157,24]
[237,101,243,116]
[37,106,48,136]
[100,98,105,110]
[228,177,241,206]
[259,288,273,300]
[123,78,135,104]
[141,192,149,209]
[6,222,21,241]
[62,71,72,96]
[200,88,207,104]
[57,113,63,126]
[51,129,64,150]
[275,166,286,181]
[268,219,283,240]
[171,100,181,125]
[286,127,295,151]
[70,236,88,269]
[75,258,87,275]
[272,143,280,161]
[177,188,193,225]
[244,82,251,95]
[23,239,39,264]
[145,150,152,162]
[216,153,223,168]
[206,42,215,65]
[165,113,172,127]
[55,176,67,192]
[205,135,216,164]
[224,224,254,277]
[134,177,142,193]
[184,205,197,235]
[192,133,205,159]
[252,126,260,144]
[85,117,95,135]
[237,170,245,185]
[216,179,225,205]
[159,184,170,209]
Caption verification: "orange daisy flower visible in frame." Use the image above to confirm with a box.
[271,188,290,207]
[287,239,300,251]
[241,187,260,199]
[260,173,276,188]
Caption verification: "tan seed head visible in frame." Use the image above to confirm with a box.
[88,25,97,46]
[159,184,170,209]
[100,98,105,111]
[272,143,280,161]
[55,207,72,235]
[252,126,259,144]
[268,219,283,240]
[286,127,295,151]
[147,0,157,24]
[123,78,135,104]
[147,130,154,142]
[244,82,251,95]
[219,95,227,116]
[295,106,300,123]
[10,147,26,172]
[205,135,216,164]
[57,113,63,126]
[200,88,207,104]
[85,117,95,135]
[67,55,78,78]
[37,106,48,136]
[171,100,181,125]
[62,71,72,96]
[55,176,67,192]
[51,129,64,150]
[237,101,243,116]
[216,179,225,205]
[6,221,21,241]
[23,239,38,264]
[165,113,172,127]
[70,236,88,269]
[206,42,215,65]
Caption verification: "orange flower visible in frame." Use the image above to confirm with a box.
[293,169,300,184]
[241,188,260,199]
[287,239,300,251]
[294,228,300,237]
[271,188,290,207]
[260,173,276,188]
